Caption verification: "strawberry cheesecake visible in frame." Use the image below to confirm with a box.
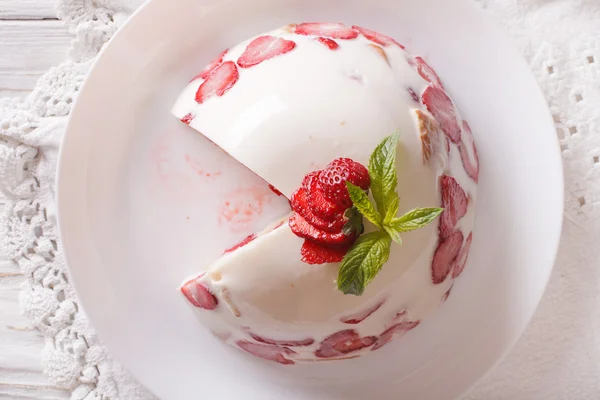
[173,23,479,364]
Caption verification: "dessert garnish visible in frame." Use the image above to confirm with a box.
[289,132,443,296]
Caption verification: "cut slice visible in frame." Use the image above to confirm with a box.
[181,274,218,310]
[352,25,404,48]
[315,37,339,50]
[459,120,480,183]
[414,56,444,88]
[236,340,296,365]
[439,175,468,239]
[340,299,385,324]
[304,172,345,221]
[432,230,464,284]
[372,320,420,350]
[195,61,239,104]
[290,187,346,232]
[315,329,376,358]
[224,233,257,254]
[237,35,296,68]
[422,85,461,143]
[192,49,228,81]
[289,213,354,246]
[294,22,358,39]
[452,232,473,278]
[300,240,351,264]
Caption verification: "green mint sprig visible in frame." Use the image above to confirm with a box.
[337,132,443,296]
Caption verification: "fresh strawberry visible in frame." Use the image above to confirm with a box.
[236,340,296,365]
[415,109,440,164]
[352,25,404,48]
[289,213,354,246]
[452,232,472,278]
[432,230,464,284]
[303,171,344,220]
[195,61,239,104]
[340,299,385,324]
[422,85,461,143]
[181,274,218,310]
[237,35,296,68]
[414,56,444,88]
[301,240,352,264]
[291,188,346,232]
[294,22,359,39]
[224,233,256,254]
[315,329,376,358]
[315,37,339,50]
[372,320,420,350]
[249,333,314,347]
[459,120,480,183]
[180,113,194,124]
[192,49,228,81]
[439,175,468,239]
[317,158,370,208]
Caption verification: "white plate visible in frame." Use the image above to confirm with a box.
[57,0,563,399]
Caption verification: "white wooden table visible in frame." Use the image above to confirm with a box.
[0,1,71,398]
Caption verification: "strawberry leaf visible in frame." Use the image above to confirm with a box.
[368,132,400,218]
[337,231,392,296]
[346,182,382,228]
[388,208,444,233]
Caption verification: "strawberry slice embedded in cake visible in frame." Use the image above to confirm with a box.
[459,120,480,183]
[195,61,239,104]
[294,22,359,39]
[192,48,228,81]
[422,85,461,143]
[237,35,296,68]
[352,25,405,48]
[439,175,468,239]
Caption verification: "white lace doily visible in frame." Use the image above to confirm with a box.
[0,0,597,399]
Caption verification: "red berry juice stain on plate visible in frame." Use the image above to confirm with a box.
[150,131,191,196]
[218,186,274,233]
[184,153,222,179]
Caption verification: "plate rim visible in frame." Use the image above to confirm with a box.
[56,0,565,398]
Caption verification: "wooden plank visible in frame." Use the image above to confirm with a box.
[0,384,68,400]
[0,0,57,20]
[0,275,68,399]
[0,8,74,399]
[0,20,71,98]
[0,276,46,372]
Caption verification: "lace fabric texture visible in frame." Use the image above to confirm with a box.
[0,0,597,398]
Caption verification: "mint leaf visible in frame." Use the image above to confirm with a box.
[384,194,399,224]
[346,182,382,227]
[388,207,444,233]
[384,225,403,245]
[337,231,392,296]
[368,132,400,217]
